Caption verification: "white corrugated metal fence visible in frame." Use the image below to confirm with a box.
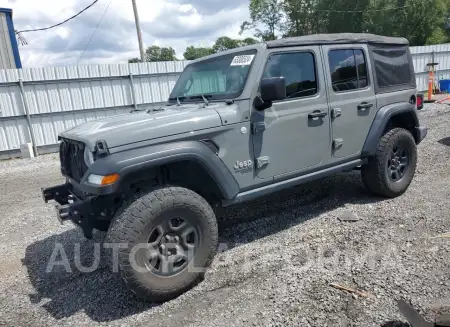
[0,43,449,159]
[410,43,450,91]
[0,61,189,158]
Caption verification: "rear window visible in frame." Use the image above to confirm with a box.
[371,45,414,88]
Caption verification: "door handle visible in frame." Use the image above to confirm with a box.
[358,102,373,110]
[308,110,328,120]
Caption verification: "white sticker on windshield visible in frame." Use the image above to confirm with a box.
[230,54,255,66]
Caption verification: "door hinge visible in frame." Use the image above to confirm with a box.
[252,122,266,134]
[333,138,344,149]
[256,156,270,168]
[331,108,342,119]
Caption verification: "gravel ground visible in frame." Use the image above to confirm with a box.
[0,104,449,327]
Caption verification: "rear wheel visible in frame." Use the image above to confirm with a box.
[106,186,218,302]
[362,128,417,197]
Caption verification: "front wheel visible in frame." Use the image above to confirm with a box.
[106,186,218,302]
[362,128,417,197]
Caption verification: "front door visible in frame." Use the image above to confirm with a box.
[252,46,331,180]
[322,44,377,159]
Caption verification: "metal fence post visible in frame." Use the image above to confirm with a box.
[18,78,38,156]
[129,73,138,111]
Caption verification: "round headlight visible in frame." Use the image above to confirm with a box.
[84,147,95,167]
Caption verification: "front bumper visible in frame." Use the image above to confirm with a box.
[41,183,94,238]
[416,126,428,144]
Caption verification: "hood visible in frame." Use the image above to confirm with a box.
[60,104,222,149]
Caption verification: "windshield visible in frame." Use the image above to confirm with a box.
[169,49,257,102]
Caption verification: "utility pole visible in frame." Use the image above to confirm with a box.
[131,0,145,62]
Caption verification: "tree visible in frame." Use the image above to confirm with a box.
[239,0,450,47]
[317,0,371,34]
[360,0,448,46]
[128,46,177,62]
[211,36,259,53]
[146,45,177,61]
[183,46,213,60]
[283,0,322,36]
[212,36,240,52]
[426,27,449,45]
[240,0,284,40]
[395,0,448,46]
[239,37,259,46]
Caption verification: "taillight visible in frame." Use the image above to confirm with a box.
[416,93,424,110]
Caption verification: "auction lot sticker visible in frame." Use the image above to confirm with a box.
[230,54,255,66]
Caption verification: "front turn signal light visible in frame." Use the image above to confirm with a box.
[101,173,120,185]
[88,173,119,186]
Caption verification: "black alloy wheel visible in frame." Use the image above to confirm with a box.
[146,217,198,277]
[387,145,409,182]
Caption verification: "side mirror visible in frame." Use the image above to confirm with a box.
[261,77,286,102]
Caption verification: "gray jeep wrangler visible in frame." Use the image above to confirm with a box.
[42,33,427,302]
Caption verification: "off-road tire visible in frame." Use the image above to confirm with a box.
[362,128,417,197]
[105,186,218,302]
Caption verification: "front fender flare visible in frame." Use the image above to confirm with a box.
[362,102,420,157]
[77,141,240,200]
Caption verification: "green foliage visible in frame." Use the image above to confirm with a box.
[426,27,449,45]
[183,46,213,60]
[129,0,450,63]
[212,36,259,53]
[129,36,259,63]
[146,45,177,62]
[128,46,177,63]
[241,0,450,46]
[240,37,259,46]
[240,0,284,40]
[212,36,240,52]
[360,0,448,46]
[283,0,322,36]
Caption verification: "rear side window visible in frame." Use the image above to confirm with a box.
[328,49,368,92]
[262,52,318,100]
[371,45,413,88]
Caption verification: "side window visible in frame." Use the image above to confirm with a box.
[328,49,368,92]
[263,52,317,100]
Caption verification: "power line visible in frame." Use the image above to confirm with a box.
[77,0,112,65]
[312,5,411,13]
[15,0,100,34]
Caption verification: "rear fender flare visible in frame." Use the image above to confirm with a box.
[362,102,419,156]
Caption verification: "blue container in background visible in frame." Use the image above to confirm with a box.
[439,79,450,93]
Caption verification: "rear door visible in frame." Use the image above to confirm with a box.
[322,44,377,159]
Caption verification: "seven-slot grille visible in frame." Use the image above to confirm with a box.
[59,139,89,182]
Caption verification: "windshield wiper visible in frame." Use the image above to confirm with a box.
[201,94,209,106]
[168,96,186,100]
[187,94,212,106]
[168,94,213,106]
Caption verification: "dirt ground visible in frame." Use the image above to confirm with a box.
[0,104,449,327]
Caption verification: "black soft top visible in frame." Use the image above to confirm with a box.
[266,33,409,48]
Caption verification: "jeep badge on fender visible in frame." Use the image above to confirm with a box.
[234,160,253,172]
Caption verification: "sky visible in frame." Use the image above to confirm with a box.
[0,0,251,67]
